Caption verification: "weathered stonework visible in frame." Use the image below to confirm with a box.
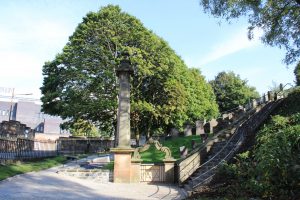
[0,120,34,139]
[110,57,135,183]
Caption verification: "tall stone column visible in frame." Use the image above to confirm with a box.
[116,59,132,148]
[111,57,135,183]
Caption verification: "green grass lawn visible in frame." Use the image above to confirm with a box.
[140,135,202,163]
[0,156,67,181]
[102,161,114,170]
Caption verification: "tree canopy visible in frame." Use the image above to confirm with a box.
[294,62,300,86]
[210,71,259,112]
[40,5,218,138]
[199,0,300,65]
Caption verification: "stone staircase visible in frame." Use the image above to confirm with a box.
[182,99,283,194]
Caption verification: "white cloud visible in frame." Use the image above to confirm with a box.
[196,28,263,66]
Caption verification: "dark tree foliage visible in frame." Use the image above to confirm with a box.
[294,61,300,86]
[210,71,259,112]
[40,5,218,137]
[199,0,300,65]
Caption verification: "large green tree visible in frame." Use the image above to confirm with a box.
[199,0,300,65]
[210,71,259,112]
[294,61,300,86]
[41,5,218,141]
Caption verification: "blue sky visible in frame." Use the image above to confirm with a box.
[0,0,295,99]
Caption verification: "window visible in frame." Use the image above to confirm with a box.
[0,110,9,116]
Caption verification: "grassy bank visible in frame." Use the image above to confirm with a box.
[140,135,202,163]
[0,156,67,181]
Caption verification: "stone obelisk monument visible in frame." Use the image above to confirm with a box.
[111,56,134,183]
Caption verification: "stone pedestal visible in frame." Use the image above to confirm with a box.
[130,159,142,183]
[111,148,134,183]
[163,159,176,183]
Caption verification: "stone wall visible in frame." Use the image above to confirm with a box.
[0,120,35,139]
[57,137,114,154]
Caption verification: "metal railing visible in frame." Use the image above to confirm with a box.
[191,99,283,189]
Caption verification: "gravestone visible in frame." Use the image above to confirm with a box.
[179,146,188,158]
[209,119,219,133]
[184,123,193,136]
[251,99,257,108]
[170,128,179,138]
[195,120,205,135]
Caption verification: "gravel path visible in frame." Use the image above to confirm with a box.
[0,166,185,200]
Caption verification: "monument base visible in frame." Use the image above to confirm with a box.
[111,147,134,183]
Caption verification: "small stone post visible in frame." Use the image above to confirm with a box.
[164,158,176,183]
[111,56,135,183]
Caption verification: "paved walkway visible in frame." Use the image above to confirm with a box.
[0,166,186,200]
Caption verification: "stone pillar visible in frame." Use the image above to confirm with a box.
[111,57,135,183]
[130,159,142,183]
[195,120,205,135]
[164,159,176,183]
[116,60,132,148]
[267,91,274,101]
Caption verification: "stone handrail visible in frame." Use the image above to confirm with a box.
[176,107,254,184]
[176,97,283,185]
[192,99,283,189]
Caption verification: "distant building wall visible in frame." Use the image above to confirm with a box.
[0,100,67,134]
[0,102,15,122]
